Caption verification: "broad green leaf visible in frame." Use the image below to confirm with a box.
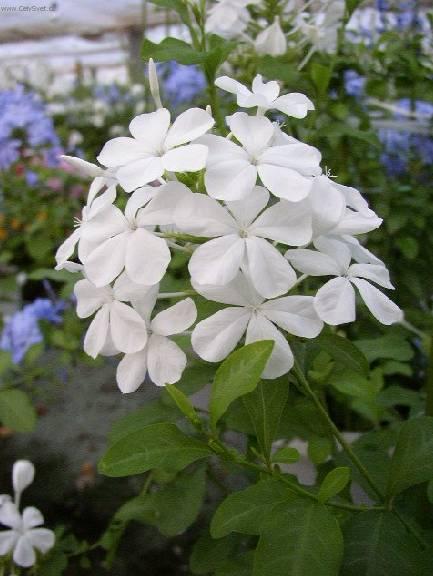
[215,553,254,576]
[165,384,200,425]
[310,62,333,96]
[272,447,300,464]
[342,511,422,575]
[318,467,351,503]
[253,499,343,576]
[308,436,333,464]
[190,533,240,575]
[176,361,216,395]
[108,399,180,443]
[99,422,212,477]
[204,34,235,79]
[210,340,274,428]
[0,389,36,432]
[141,37,205,65]
[211,479,294,538]
[355,334,413,363]
[387,416,433,500]
[243,378,288,459]
[0,350,12,375]
[316,333,369,376]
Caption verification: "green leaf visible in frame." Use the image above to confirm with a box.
[149,0,190,25]
[0,389,36,432]
[204,34,235,79]
[355,334,413,363]
[318,467,351,503]
[310,62,333,96]
[253,499,343,576]
[271,446,300,464]
[387,416,433,500]
[141,37,205,65]
[211,479,294,538]
[210,340,274,429]
[0,350,12,376]
[108,399,180,444]
[190,533,240,575]
[341,511,422,575]
[243,378,289,459]
[99,422,212,477]
[308,436,333,464]
[317,333,369,376]
[165,384,200,425]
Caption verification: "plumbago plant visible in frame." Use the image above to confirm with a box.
[53,23,433,576]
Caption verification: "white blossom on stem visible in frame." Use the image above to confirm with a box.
[255,17,288,56]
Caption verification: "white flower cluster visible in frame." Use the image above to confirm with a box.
[0,461,55,568]
[56,71,402,393]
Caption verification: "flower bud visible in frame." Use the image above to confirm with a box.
[148,58,163,109]
[255,17,287,56]
[13,460,35,499]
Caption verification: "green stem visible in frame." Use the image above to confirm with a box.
[425,332,433,416]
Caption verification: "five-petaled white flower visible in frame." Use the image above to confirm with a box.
[192,273,323,378]
[176,186,311,298]
[97,108,214,192]
[215,74,314,118]
[285,238,403,326]
[201,112,321,202]
[117,297,197,392]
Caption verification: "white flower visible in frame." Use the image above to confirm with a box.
[215,74,314,118]
[116,298,197,392]
[0,503,54,568]
[206,0,255,38]
[191,273,323,378]
[285,238,403,325]
[74,276,158,358]
[12,461,34,508]
[201,112,321,201]
[83,182,189,288]
[176,186,311,298]
[255,17,288,56]
[97,108,214,192]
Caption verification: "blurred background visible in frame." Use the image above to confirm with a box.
[0,0,432,574]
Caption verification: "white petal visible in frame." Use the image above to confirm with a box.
[333,209,382,235]
[245,314,293,378]
[55,228,81,268]
[27,528,55,554]
[227,112,274,156]
[81,205,128,244]
[343,235,384,265]
[165,108,215,148]
[259,143,321,174]
[252,74,280,102]
[84,304,110,358]
[116,350,148,393]
[205,159,257,201]
[274,93,315,118]
[176,192,237,237]
[250,199,312,245]
[314,277,356,325]
[309,176,346,236]
[125,229,171,285]
[245,237,296,299]
[22,507,43,530]
[113,272,157,303]
[285,249,341,276]
[84,233,128,288]
[13,534,36,567]
[0,530,18,555]
[192,272,263,307]
[147,334,187,386]
[116,156,164,192]
[348,263,393,289]
[60,155,102,178]
[189,235,245,286]
[163,144,208,172]
[215,76,251,99]
[225,186,269,228]
[257,164,312,201]
[192,307,251,362]
[314,236,351,272]
[0,502,21,529]
[129,109,170,149]
[74,279,110,318]
[334,182,375,217]
[97,137,144,168]
[109,301,148,354]
[261,296,323,338]
[151,298,197,336]
[351,278,403,325]
[139,182,192,227]
[87,183,117,218]
[125,187,155,222]
[199,133,247,164]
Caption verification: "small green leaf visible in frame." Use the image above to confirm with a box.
[355,334,413,363]
[272,447,300,464]
[141,37,205,65]
[317,333,369,376]
[253,499,343,576]
[165,384,200,425]
[210,340,274,429]
[387,416,433,500]
[99,422,212,477]
[0,389,36,432]
[211,479,293,538]
[318,467,351,503]
[310,62,333,96]
[308,436,333,464]
[243,378,288,459]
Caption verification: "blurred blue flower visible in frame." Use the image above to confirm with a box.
[162,62,206,107]
[1,298,64,363]
[0,138,20,170]
[344,70,366,98]
[25,170,39,186]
